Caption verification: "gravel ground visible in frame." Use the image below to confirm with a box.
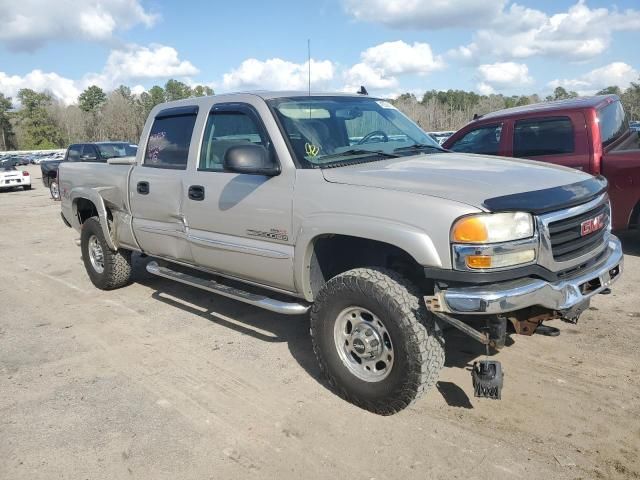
[1,165,639,479]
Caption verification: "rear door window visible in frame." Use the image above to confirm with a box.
[144,106,198,169]
[513,117,574,157]
[448,124,502,155]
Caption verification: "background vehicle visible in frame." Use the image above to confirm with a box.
[630,120,640,132]
[427,130,455,145]
[42,142,137,199]
[0,163,31,191]
[443,95,640,231]
[59,92,622,414]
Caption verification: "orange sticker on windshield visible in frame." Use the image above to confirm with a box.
[305,143,320,157]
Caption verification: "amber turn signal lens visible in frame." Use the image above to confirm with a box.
[466,255,492,269]
[452,217,489,243]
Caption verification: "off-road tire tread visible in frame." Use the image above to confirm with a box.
[81,217,132,290]
[310,267,445,415]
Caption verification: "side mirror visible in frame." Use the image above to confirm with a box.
[80,154,97,162]
[223,144,280,176]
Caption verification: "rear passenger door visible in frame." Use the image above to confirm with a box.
[129,106,198,262]
[181,101,296,291]
[511,114,589,170]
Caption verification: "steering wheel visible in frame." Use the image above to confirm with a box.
[357,130,389,145]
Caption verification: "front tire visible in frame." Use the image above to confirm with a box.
[49,180,60,200]
[310,267,445,415]
[80,217,132,290]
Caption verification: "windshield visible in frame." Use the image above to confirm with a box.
[97,143,138,159]
[269,96,442,168]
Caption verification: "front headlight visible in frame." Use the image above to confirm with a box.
[451,212,537,271]
[451,212,533,244]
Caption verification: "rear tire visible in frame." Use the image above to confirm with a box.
[80,217,132,290]
[23,185,32,190]
[310,267,445,415]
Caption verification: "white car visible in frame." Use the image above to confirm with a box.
[0,163,31,191]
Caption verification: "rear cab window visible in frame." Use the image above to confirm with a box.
[599,100,629,147]
[513,117,574,157]
[448,124,503,155]
[67,144,81,162]
[144,106,198,169]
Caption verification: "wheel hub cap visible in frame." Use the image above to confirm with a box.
[88,235,105,274]
[333,307,394,382]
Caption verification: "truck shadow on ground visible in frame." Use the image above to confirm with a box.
[618,231,640,256]
[131,254,498,409]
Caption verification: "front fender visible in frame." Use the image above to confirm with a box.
[293,213,443,301]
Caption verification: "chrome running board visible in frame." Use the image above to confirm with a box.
[145,261,310,315]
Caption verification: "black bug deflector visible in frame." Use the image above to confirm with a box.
[483,176,608,214]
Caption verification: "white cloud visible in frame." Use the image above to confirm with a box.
[0,70,82,105]
[476,62,532,93]
[103,44,199,80]
[343,0,506,29]
[343,63,398,93]
[360,41,444,76]
[222,58,334,91]
[462,1,640,62]
[343,41,444,94]
[548,62,639,96]
[0,0,158,51]
[0,44,198,105]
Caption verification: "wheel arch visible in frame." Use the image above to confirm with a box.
[294,216,442,301]
[70,188,117,250]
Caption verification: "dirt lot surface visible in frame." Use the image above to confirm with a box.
[1,165,639,479]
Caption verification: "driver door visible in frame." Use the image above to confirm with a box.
[181,101,296,291]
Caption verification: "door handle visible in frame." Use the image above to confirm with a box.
[137,181,149,195]
[188,185,205,201]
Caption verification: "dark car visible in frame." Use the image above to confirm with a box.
[42,142,137,199]
[443,95,640,231]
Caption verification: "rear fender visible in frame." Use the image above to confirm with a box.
[70,188,117,251]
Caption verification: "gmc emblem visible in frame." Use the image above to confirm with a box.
[581,213,605,236]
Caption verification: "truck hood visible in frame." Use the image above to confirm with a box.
[321,153,595,211]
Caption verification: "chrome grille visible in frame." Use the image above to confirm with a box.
[536,194,611,273]
[548,202,609,262]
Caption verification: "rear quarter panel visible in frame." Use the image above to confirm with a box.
[59,162,138,249]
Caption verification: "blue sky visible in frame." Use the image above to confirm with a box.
[0,0,638,104]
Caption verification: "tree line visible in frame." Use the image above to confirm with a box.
[0,79,639,151]
[0,79,213,150]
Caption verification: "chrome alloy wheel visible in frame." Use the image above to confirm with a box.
[88,235,105,274]
[50,181,60,200]
[333,307,394,382]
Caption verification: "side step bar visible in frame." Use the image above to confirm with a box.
[145,261,310,315]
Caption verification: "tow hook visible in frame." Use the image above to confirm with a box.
[472,360,503,400]
[426,304,505,400]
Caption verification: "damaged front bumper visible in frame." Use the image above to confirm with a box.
[427,236,623,315]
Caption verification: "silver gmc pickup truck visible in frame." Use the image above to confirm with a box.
[59,92,623,414]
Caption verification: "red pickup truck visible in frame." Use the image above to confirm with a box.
[443,95,640,231]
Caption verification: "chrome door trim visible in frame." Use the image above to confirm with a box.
[188,234,291,259]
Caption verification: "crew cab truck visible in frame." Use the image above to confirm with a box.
[443,95,640,231]
[59,92,623,414]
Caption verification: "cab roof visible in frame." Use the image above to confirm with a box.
[477,94,618,121]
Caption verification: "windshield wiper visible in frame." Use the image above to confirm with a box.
[316,149,398,163]
[393,143,446,154]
